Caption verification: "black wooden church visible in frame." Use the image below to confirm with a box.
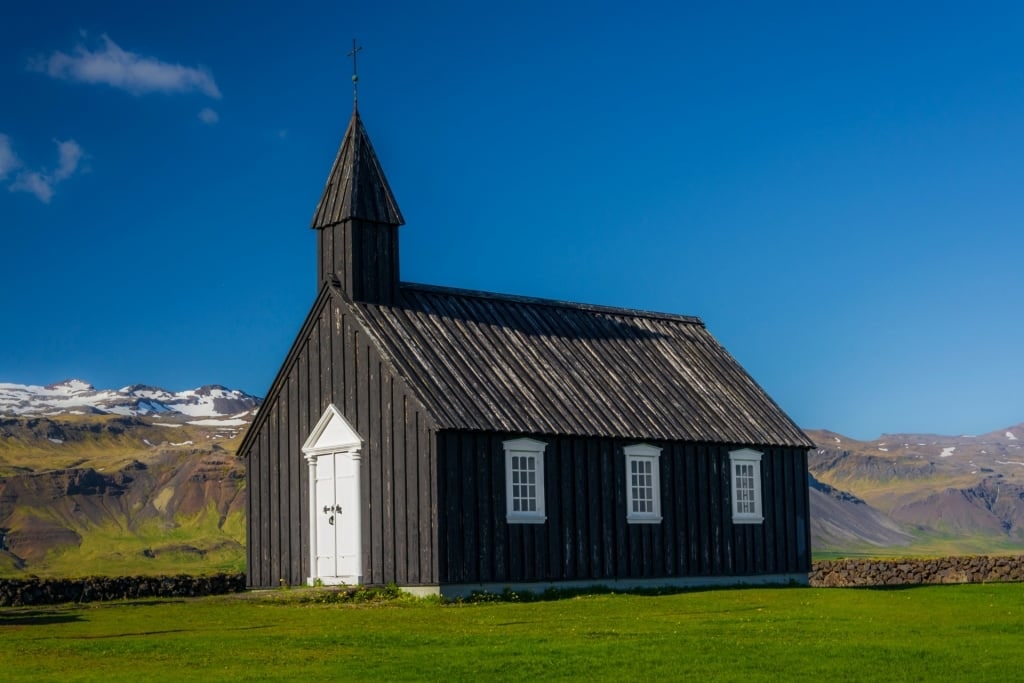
[239,95,814,595]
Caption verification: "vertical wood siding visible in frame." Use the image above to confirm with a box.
[318,221,399,305]
[243,293,437,588]
[436,432,810,585]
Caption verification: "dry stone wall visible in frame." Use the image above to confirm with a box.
[0,573,245,606]
[2,558,1022,605]
[810,555,1024,587]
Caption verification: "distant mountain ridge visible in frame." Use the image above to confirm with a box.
[806,423,1024,555]
[3,377,1023,573]
[0,379,261,423]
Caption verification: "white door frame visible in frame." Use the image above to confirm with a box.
[301,404,363,586]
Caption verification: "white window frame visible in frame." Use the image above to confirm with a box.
[624,443,662,524]
[503,437,547,524]
[729,448,764,524]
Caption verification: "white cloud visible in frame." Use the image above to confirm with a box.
[10,170,54,203]
[6,138,85,203]
[0,134,21,180]
[54,139,83,180]
[198,107,219,125]
[35,33,221,99]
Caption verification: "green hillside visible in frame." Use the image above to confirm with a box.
[0,414,246,577]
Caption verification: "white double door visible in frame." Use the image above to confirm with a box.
[313,450,361,584]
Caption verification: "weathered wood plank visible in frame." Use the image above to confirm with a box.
[490,433,507,584]
[246,439,260,587]
[572,439,588,578]
[287,369,300,584]
[419,415,435,584]
[695,444,709,575]
[598,440,614,578]
[661,445,676,576]
[342,312,356,419]
[478,434,494,583]
[684,444,697,576]
[585,438,598,577]
[366,342,382,585]
[270,400,282,586]
[794,448,810,572]
[507,513,523,582]
[460,433,477,582]
[444,435,462,582]
[712,446,725,575]
[401,410,418,582]
[765,447,780,573]
[392,383,407,585]
[380,366,394,585]
[558,438,574,580]
[787,448,800,573]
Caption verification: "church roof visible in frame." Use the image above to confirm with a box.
[350,283,813,448]
[310,107,405,229]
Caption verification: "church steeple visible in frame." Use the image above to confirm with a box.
[311,107,404,230]
[311,103,404,303]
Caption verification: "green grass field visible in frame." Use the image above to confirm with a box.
[2,583,1022,681]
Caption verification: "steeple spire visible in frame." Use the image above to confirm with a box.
[310,108,404,229]
[310,44,405,304]
[347,38,362,108]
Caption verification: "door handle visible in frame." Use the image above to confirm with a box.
[323,504,342,515]
[328,514,335,526]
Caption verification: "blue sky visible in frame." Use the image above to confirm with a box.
[3,1,1023,440]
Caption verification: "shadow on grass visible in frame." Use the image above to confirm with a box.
[66,624,274,639]
[0,609,85,626]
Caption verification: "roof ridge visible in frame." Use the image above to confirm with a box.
[398,282,704,326]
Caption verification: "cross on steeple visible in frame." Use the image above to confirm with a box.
[347,39,362,106]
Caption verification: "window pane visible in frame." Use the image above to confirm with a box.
[626,454,659,519]
[732,458,759,517]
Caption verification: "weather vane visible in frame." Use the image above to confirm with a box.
[347,38,362,106]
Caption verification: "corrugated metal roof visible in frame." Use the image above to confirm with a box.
[351,283,813,448]
[310,107,404,229]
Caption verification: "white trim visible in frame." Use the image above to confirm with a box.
[302,404,362,457]
[624,443,662,524]
[729,448,764,524]
[303,405,364,585]
[503,437,547,524]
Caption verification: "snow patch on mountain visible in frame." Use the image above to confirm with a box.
[186,418,249,427]
[0,379,261,419]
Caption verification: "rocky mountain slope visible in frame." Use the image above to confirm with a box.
[807,474,915,550]
[807,425,1024,555]
[0,380,258,576]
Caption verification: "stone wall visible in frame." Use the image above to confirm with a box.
[0,573,245,607]
[3,559,1022,605]
[810,555,1024,587]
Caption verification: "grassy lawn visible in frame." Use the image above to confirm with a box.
[2,584,1022,681]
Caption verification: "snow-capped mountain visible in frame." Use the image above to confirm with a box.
[0,379,261,421]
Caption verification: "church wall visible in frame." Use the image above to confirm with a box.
[436,431,810,586]
[244,293,439,588]
[318,220,400,304]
